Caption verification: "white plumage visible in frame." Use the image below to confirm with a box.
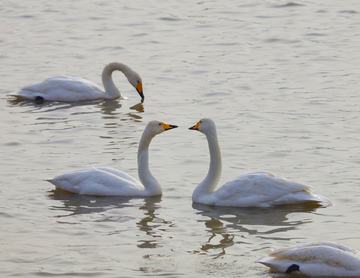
[47,121,177,196]
[189,118,331,207]
[8,62,144,102]
[256,241,360,276]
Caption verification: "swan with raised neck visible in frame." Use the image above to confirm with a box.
[189,118,331,207]
[46,120,177,196]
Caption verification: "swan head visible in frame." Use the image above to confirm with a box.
[127,71,144,101]
[145,120,178,137]
[189,118,216,136]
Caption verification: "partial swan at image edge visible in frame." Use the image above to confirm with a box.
[256,241,360,276]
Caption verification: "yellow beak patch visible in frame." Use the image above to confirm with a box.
[136,82,143,94]
[161,122,178,130]
[190,121,200,130]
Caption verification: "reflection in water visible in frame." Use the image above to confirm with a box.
[7,97,102,113]
[192,203,324,257]
[201,216,235,258]
[7,98,144,115]
[96,99,144,115]
[7,98,75,113]
[96,99,123,115]
[137,197,170,249]
[48,189,139,217]
[129,102,144,113]
[48,189,167,249]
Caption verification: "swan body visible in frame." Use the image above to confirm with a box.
[47,121,177,196]
[8,62,144,102]
[256,241,360,276]
[189,118,330,207]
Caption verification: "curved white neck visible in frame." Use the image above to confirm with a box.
[137,128,162,195]
[193,131,222,198]
[101,62,131,99]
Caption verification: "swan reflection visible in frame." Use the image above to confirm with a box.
[129,102,144,113]
[96,100,144,115]
[48,190,168,249]
[136,197,171,249]
[48,189,148,217]
[8,97,143,115]
[200,216,235,257]
[192,203,323,256]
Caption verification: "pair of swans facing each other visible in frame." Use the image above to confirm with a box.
[8,62,144,102]
[256,241,360,276]
[47,118,331,208]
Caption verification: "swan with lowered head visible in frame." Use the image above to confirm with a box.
[8,62,144,102]
[46,120,177,196]
[256,241,360,276]
[189,118,330,207]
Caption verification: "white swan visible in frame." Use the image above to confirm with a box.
[189,118,331,207]
[46,120,177,196]
[8,62,144,102]
[256,241,360,276]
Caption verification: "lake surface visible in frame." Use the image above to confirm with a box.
[1,0,360,277]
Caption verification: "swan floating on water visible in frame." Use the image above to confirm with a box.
[256,241,360,276]
[8,62,144,102]
[189,118,331,207]
[46,120,177,196]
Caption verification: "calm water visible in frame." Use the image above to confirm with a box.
[1,0,360,277]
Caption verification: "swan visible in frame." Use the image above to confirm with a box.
[8,62,144,102]
[256,241,360,276]
[188,118,331,207]
[46,120,177,196]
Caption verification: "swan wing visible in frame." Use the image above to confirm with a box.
[95,167,140,184]
[9,76,104,102]
[213,171,329,207]
[47,167,144,196]
[256,242,360,276]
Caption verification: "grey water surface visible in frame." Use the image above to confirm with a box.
[1,0,360,277]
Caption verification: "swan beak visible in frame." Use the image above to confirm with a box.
[161,123,178,131]
[189,121,200,130]
[136,82,144,101]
